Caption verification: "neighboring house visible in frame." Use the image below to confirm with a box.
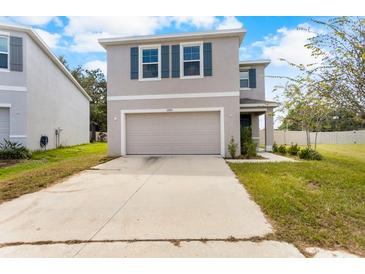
[0,24,91,150]
[99,28,278,157]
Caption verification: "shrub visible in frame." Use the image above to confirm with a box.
[245,142,257,158]
[288,143,300,155]
[240,127,251,150]
[277,144,287,155]
[272,142,278,153]
[0,140,32,159]
[298,147,322,160]
[227,136,238,159]
[240,127,257,158]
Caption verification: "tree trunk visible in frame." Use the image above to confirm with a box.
[314,131,318,149]
[305,129,311,148]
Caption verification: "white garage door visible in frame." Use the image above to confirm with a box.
[0,108,10,145]
[126,111,221,155]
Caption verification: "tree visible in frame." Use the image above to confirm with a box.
[58,55,69,69]
[59,57,107,131]
[275,70,332,148]
[78,68,107,132]
[306,17,365,119]
[279,107,364,131]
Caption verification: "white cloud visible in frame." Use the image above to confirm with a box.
[64,16,172,52]
[65,16,170,36]
[217,16,243,30]
[83,60,107,75]
[239,47,251,59]
[10,16,56,26]
[253,23,319,66]
[70,32,111,53]
[172,16,218,29]
[53,17,64,28]
[34,28,61,49]
[63,16,243,53]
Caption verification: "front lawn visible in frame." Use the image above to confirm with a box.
[229,144,365,256]
[0,143,110,203]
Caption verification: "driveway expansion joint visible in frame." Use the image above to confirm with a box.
[0,234,278,249]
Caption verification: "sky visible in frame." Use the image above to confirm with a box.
[0,16,327,127]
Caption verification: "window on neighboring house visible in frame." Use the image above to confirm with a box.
[0,36,9,70]
[140,46,160,79]
[240,70,249,88]
[182,44,202,77]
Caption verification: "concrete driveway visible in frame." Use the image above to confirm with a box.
[0,156,303,257]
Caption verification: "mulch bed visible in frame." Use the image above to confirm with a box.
[225,155,267,160]
[0,159,21,168]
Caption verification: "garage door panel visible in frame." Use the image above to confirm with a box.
[0,108,10,144]
[126,112,220,155]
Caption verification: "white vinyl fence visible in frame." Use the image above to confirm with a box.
[260,129,365,145]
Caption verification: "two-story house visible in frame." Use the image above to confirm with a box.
[99,28,278,157]
[0,24,91,149]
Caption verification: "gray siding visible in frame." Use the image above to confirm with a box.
[0,91,27,145]
[0,31,27,87]
[106,36,241,156]
[107,36,240,96]
[251,113,260,146]
[26,33,89,150]
[239,64,266,100]
[0,30,27,146]
[107,96,240,157]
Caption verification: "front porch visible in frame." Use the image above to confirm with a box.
[239,98,279,152]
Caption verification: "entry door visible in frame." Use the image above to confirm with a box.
[240,114,252,128]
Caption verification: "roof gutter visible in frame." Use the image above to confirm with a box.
[239,60,271,67]
[240,102,280,108]
[99,28,246,48]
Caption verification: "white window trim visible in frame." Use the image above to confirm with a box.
[9,135,27,138]
[0,35,10,72]
[0,85,27,92]
[239,69,250,89]
[120,107,225,157]
[180,41,204,79]
[138,44,161,81]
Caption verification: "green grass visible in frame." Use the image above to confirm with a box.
[0,143,110,203]
[229,144,365,256]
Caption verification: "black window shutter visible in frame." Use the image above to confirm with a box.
[130,47,139,79]
[249,68,256,88]
[171,45,180,78]
[10,36,23,72]
[161,45,170,78]
[203,42,212,76]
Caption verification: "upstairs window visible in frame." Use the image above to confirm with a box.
[139,46,160,80]
[240,70,249,88]
[0,36,9,70]
[181,42,203,78]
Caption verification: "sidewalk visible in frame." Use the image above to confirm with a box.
[226,152,296,163]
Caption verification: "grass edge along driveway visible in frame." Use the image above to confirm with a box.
[0,143,110,204]
[229,144,365,257]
